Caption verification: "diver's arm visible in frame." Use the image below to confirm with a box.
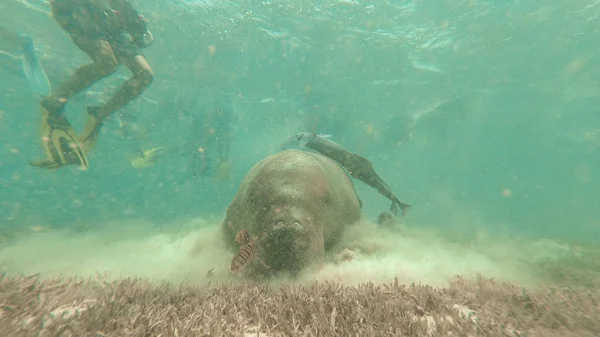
[119,0,143,29]
[118,0,152,47]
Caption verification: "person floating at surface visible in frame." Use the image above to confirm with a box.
[0,25,51,96]
[31,0,155,170]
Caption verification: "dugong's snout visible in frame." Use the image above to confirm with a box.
[272,218,304,231]
[257,210,323,275]
[265,216,311,246]
[265,205,314,236]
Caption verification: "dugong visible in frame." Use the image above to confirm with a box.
[222,149,362,278]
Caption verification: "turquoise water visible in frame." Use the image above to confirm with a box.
[0,0,598,278]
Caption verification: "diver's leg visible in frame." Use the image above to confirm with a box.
[189,150,210,177]
[93,55,154,120]
[214,134,232,180]
[79,54,153,151]
[218,134,231,164]
[214,128,232,167]
[32,36,117,169]
[42,37,119,114]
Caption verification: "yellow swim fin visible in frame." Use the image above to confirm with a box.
[30,105,88,170]
[129,147,166,169]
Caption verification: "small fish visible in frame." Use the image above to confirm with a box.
[231,239,257,273]
[235,229,250,245]
[231,230,270,273]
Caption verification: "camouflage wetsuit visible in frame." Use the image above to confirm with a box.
[49,0,149,64]
[35,0,154,167]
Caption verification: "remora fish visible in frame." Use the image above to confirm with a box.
[296,132,411,217]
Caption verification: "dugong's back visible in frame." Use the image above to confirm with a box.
[222,149,361,275]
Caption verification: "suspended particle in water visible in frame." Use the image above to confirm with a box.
[72,199,83,208]
[304,84,311,95]
[31,226,46,233]
[207,44,217,56]
[501,188,512,197]
[565,56,588,75]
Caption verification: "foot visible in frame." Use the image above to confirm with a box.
[40,96,66,115]
[79,106,105,152]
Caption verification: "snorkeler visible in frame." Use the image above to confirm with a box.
[0,25,51,96]
[31,0,155,170]
[186,98,235,181]
[120,97,235,175]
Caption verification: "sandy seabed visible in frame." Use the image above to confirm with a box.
[0,217,598,336]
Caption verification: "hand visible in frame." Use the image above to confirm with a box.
[133,31,153,48]
[143,31,154,46]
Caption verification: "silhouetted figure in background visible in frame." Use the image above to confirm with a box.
[186,98,235,181]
